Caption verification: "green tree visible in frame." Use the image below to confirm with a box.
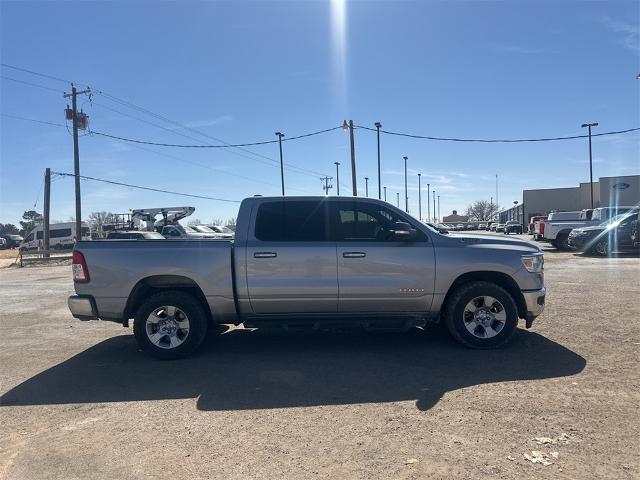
[19,210,43,236]
[0,223,20,235]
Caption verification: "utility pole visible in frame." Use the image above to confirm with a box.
[581,122,598,209]
[403,156,408,212]
[384,186,387,202]
[427,183,431,223]
[490,196,493,221]
[321,176,333,195]
[437,195,441,222]
[343,120,357,196]
[63,85,91,240]
[375,122,382,199]
[433,190,436,222]
[396,192,400,208]
[417,173,422,221]
[364,177,369,197]
[43,168,51,258]
[275,132,285,195]
[334,162,340,195]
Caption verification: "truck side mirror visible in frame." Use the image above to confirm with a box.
[394,221,416,240]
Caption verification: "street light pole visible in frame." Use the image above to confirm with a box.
[427,183,431,222]
[417,173,422,221]
[364,177,369,197]
[433,190,436,222]
[396,192,400,208]
[581,122,598,209]
[403,156,408,213]
[384,186,387,202]
[275,132,285,195]
[437,195,441,222]
[375,122,382,199]
[334,162,340,195]
[342,120,357,196]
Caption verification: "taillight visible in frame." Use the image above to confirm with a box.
[540,223,545,234]
[72,251,90,283]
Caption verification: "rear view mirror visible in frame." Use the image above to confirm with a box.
[394,221,416,240]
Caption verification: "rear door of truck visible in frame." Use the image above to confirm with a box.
[244,199,338,314]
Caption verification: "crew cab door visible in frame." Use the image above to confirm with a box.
[330,200,435,313]
[245,200,338,314]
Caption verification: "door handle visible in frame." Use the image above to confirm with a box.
[343,252,366,258]
[254,252,277,258]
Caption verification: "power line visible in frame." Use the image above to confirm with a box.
[51,172,241,203]
[356,125,640,143]
[0,75,64,93]
[0,63,77,85]
[88,126,341,148]
[1,113,66,128]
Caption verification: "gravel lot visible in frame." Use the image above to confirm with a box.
[1,234,638,479]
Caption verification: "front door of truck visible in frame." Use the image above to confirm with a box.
[330,200,435,313]
[245,200,338,314]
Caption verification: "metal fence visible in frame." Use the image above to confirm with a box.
[19,249,73,267]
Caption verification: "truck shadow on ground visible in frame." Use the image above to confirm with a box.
[1,328,585,411]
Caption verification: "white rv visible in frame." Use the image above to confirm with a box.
[21,222,90,251]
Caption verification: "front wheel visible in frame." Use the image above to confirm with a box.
[133,291,208,359]
[444,281,519,349]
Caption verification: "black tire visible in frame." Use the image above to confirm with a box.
[556,233,570,251]
[589,238,609,257]
[443,281,519,349]
[133,290,208,359]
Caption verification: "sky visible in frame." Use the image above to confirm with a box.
[1,0,639,226]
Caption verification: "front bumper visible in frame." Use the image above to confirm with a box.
[68,295,99,320]
[568,234,589,251]
[521,288,546,327]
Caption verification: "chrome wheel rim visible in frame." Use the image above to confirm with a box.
[595,240,608,256]
[146,306,190,349]
[463,296,507,339]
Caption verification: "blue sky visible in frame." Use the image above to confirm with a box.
[1,0,638,225]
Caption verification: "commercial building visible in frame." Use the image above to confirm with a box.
[499,175,640,225]
[442,210,469,223]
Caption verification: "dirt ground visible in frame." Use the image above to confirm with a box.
[0,235,638,480]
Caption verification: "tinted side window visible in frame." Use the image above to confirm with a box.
[255,201,328,241]
[51,228,72,239]
[330,201,425,242]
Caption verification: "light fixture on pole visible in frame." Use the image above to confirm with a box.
[375,122,382,199]
[581,122,598,209]
[433,190,436,222]
[417,173,422,221]
[275,132,285,196]
[334,162,340,195]
[342,120,357,196]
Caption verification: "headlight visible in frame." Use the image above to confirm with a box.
[521,253,544,273]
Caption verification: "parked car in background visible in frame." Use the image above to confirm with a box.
[490,223,497,232]
[0,237,6,249]
[106,231,165,240]
[456,224,465,231]
[504,220,523,235]
[631,211,640,248]
[479,223,487,230]
[528,216,547,235]
[21,222,90,251]
[543,207,634,250]
[1,234,23,248]
[568,209,640,256]
[495,223,506,232]
[194,224,235,239]
[68,195,546,359]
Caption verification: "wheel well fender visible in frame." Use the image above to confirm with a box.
[124,275,213,324]
[442,271,527,319]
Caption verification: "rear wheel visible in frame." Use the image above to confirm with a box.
[556,233,570,250]
[133,291,208,359]
[444,281,519,349]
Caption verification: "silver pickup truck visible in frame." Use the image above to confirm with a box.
[68,196,546,359]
